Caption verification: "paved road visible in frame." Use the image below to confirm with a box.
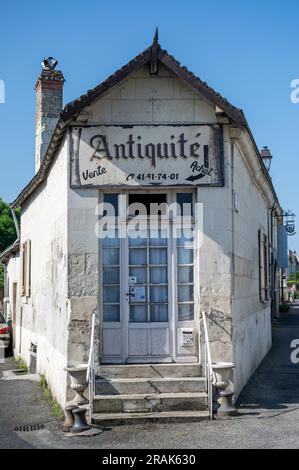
[0,356,57,448]
[1,304,299,449]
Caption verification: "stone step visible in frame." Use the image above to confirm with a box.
[95,377,206,395]
[93,392,208,413]
[92,410,210,426]
[97,363,202,379]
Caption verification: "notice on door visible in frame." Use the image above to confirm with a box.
[70,125,224,188]
[130,286,146,302]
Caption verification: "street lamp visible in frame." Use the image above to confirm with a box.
[261,146,273,172]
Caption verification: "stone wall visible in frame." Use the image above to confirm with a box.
[86,64,216,125]
[67,184,99,369]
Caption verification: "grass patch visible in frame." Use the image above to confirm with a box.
[15,356,28,372]
[39,375,64,420]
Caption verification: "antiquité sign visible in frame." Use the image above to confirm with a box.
[70,125,223,188]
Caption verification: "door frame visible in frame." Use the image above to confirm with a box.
[99,187,199,364]
[123,189,173,363]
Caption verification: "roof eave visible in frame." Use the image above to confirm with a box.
[0,241,20,264]
[242,113,282,213]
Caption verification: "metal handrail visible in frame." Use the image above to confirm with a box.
[201,311,214,420]
[86,312,96,421]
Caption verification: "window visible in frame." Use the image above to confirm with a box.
[21,240,31,298]
[176,192,194,216]
[128,193,167,216]
[103,193,118,216]
[259,230,269,302]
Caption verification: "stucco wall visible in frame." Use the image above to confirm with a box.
[197,129,233,363]
[16,138,69,406]
[230,142,272,398]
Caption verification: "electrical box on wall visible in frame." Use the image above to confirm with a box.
[180,329,194,347]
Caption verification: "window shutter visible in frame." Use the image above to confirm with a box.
[259,229,270,303]
[20,243,25,297]
[264,235,269,301]
[25,240,31,298]
[258,230,263,301]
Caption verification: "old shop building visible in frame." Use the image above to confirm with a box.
[9,35,282,420]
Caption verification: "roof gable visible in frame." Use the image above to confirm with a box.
[62,40,245,127]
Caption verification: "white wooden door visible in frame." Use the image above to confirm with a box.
[101,190,197,364]
[124,224,172,362]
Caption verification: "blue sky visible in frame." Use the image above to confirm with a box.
[0,0,299,249]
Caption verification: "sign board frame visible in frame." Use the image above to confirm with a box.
[70,124,224,189]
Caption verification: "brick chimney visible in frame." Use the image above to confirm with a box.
[35,57,65,173]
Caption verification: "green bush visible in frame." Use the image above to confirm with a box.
[288,271,299,284]
[279,304,290,313]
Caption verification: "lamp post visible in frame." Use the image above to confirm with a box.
[261,146,273,172]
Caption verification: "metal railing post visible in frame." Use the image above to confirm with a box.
[201,311,214,420]
[87,312,96,422]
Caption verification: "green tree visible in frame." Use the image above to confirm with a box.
[0,266,3,290]
[0,198,19,289]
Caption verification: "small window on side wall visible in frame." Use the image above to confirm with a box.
[258,229,269,303]
[21,240,31,298]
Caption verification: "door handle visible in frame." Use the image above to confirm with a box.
[125,291,135,297]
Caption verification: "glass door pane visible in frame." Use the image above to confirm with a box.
[102,223,120,323]
[128,228,168,323]
[176,209,195,321]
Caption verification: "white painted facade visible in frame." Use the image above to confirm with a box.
[16,139,69,404]
[11,49,281,405]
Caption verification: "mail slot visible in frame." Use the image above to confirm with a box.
[181,329,194,347]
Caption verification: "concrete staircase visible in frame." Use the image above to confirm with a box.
[92,364,210,425]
